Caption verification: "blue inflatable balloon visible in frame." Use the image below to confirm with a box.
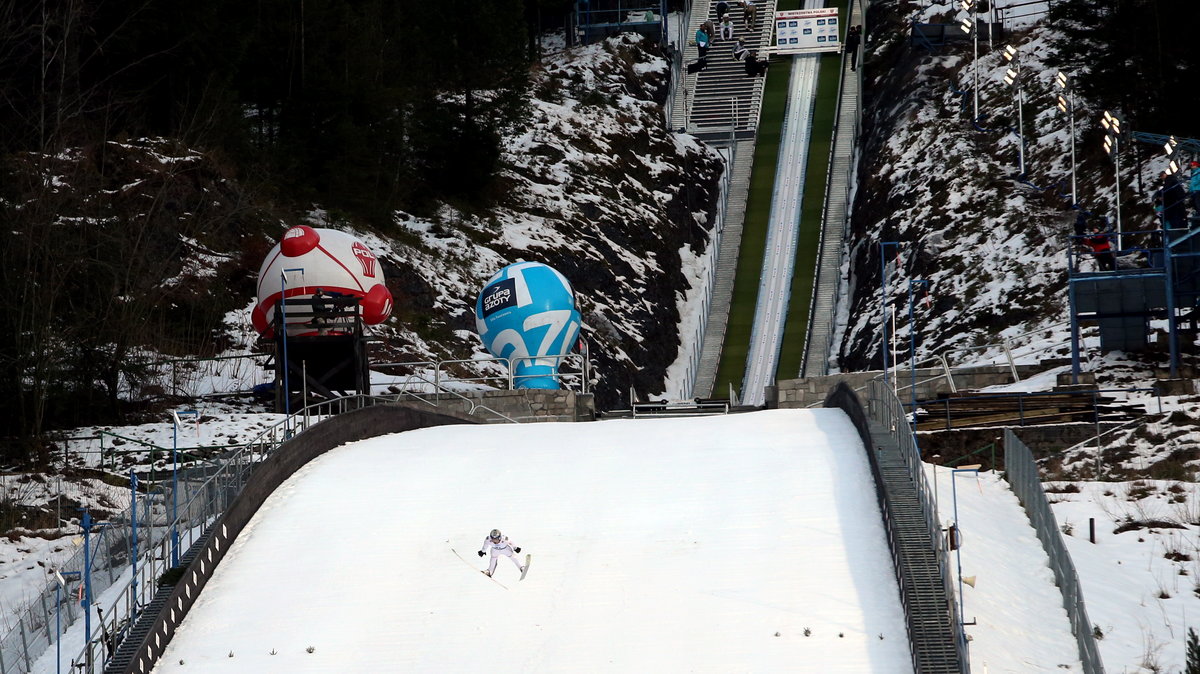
[475,262,581,389]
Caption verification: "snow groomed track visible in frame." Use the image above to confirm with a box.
[152,410,912,673]
[742,50,822,406]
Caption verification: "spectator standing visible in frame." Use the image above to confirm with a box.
[311,288,331,334]
[696,22,713,59]
[1161,170,1188,229]
[844,25,861,71]
[1084,227,1116,271]
[741,0,758,28]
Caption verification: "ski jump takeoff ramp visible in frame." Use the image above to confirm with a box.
[153,410,912,673]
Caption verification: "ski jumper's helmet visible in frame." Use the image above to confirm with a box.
[490,529,502,540]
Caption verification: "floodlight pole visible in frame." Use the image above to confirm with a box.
[1014,64,1025,176]
[1102,111,1123,248]
[908,279,931,417]
[970,4,979,120]
[951,466,981,627]
[81,509,94,648]
[1003,46,1025,177]
[279,267,304,425]
[130,469,138,623]
[1056,72,1077,205]
[1068,91,1077,204]
[958,2,979,121]
[1113,134,1123,246]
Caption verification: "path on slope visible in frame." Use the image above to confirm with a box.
[152,410,912,673]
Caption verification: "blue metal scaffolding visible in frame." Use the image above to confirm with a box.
[1068,223,1200,380]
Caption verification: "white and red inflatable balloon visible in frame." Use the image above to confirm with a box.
[251,226,393,337]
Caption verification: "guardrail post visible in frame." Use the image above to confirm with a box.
[41,591,52,643]
[1003,340,1019,382]
[18,615,30,670]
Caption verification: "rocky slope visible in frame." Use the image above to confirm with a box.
[3,33,724,423]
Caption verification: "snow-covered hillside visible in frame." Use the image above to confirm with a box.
[264,34,726,412]
[834,1,1179,378]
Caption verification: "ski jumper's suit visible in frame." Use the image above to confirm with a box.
[480,535,523,576]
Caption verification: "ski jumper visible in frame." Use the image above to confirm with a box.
[480,534,524,575]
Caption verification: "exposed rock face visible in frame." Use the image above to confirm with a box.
[834,5,1096,373]
[366,34,725,412]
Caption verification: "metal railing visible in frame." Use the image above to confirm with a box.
[805,325,1091,411]
[680,144,734,399]
[800,0,865,380]
[1004,429,1105,674]
[370,353,590,395]
[14,394,424,674]
[631,399,730,417]
[868,380,971,673]
[0,441,263,674]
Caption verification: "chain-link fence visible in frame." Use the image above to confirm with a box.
[67,395,407,672]
[1004,429,1105,674]
[0,397,317,674]
[0,487,159,673]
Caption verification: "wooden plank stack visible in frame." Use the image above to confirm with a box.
[914,390,1143,432]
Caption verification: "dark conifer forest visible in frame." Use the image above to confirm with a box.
[0,0,574,209]
[1046,0,1200,139]
[0,0,570,446]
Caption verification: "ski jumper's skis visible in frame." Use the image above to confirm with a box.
[519,553,531,581]
[450,547,508,589]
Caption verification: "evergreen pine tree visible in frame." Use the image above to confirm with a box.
[1047,0,1200,137]
[1187,627,1200,674]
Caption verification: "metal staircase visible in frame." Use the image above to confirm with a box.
[693,139,757,398]
[102,525,217,672]
[870,420,966,673]
[671,1,778,140]
[800,6,864,378]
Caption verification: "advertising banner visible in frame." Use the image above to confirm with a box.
[772,8,842,54]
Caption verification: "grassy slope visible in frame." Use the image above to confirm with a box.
[712,0,845,399]
[777,41,843,379]
[712,57,793,400]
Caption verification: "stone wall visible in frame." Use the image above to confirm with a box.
[426,389,595,422]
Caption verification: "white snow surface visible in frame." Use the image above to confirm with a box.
[10,409,1199,673]
[153,410,916,672]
